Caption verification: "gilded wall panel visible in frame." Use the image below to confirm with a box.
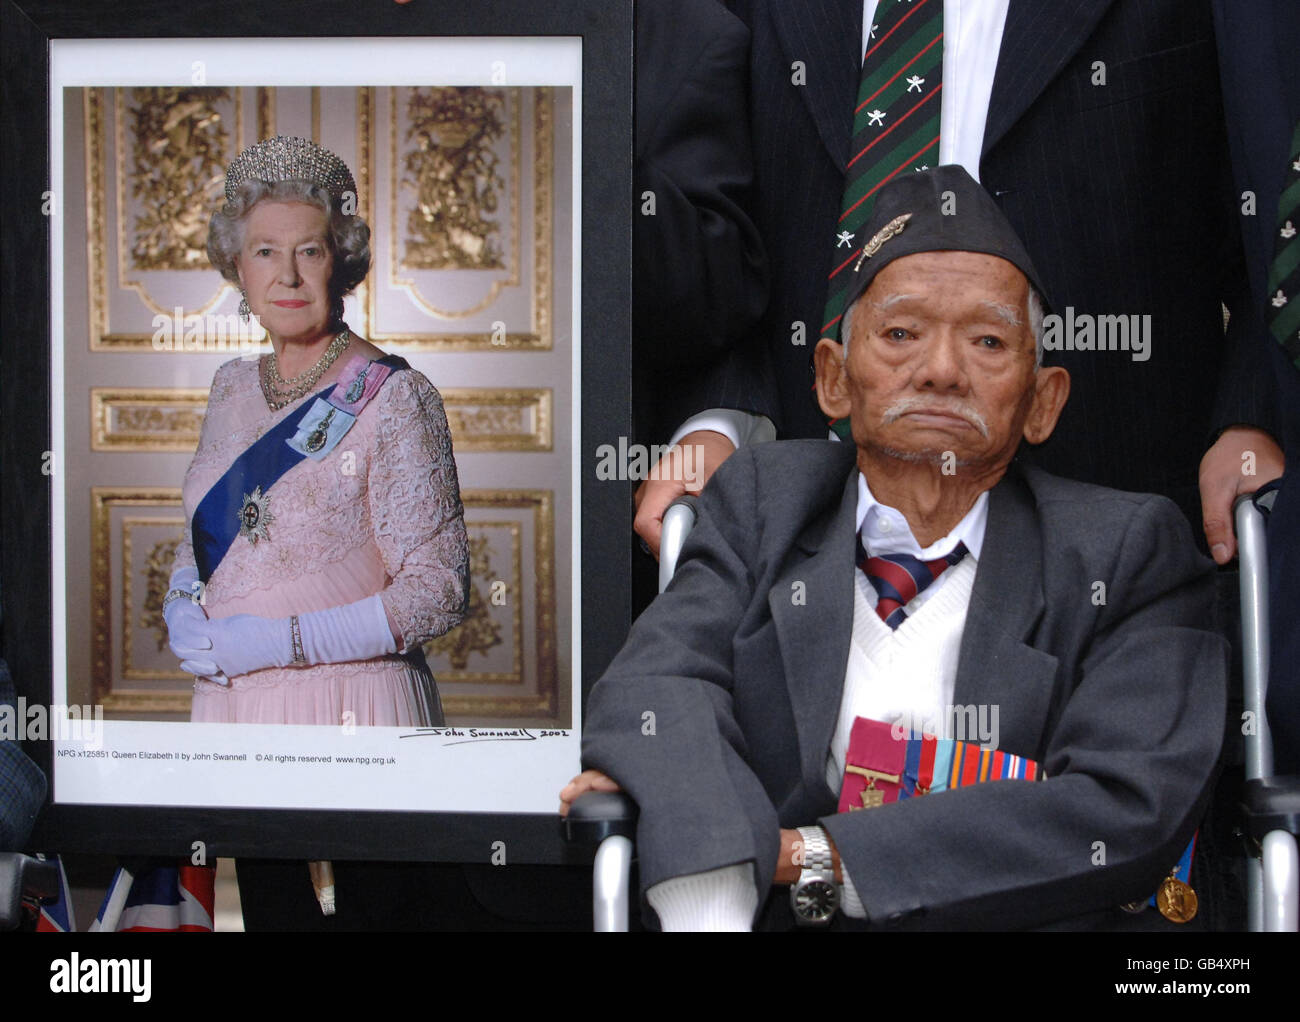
[91,388,209,452]
[90,488,193,714]
[361,86,556,350]
[430,490,558,720]
[85,86,271,351]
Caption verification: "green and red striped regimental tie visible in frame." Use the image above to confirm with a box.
[1268,118,1300,371]
[822,0,943,438]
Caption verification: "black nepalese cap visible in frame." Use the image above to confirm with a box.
[836,164,1052,341]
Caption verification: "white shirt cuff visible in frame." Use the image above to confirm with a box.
[668,409,776,450]
[839,868,867,918]
[646,863,758,931]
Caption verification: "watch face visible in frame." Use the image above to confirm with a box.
[794,879,839,922]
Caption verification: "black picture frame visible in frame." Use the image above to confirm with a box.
[1,0,632,864]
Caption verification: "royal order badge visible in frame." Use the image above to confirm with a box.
[238,485,274,544]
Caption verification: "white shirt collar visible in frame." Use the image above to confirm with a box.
[855,471,989,562]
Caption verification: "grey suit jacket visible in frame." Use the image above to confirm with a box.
[582,441,1227,930]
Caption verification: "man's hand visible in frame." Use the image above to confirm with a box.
[559,769,622,818]
[633,430,735,558]
[1199,426,1285,564]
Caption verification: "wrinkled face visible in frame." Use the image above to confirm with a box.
[827,250,1061,471]
[235,201,334,343]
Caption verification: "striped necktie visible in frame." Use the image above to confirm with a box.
[858,538,967,630]
[823,0,944,437]
[1268,118,1300,371]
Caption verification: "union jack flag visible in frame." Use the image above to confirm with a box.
[91,862,216,932]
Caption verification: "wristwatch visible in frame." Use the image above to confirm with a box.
[790,825,840,926]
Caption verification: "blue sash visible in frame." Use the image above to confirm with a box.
[192,354,409,583]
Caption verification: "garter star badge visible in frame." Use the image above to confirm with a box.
[238,485,274,544]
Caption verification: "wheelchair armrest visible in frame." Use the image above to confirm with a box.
[1241,777,1300,840]
[0,853,59,931]
[562,791,638,845]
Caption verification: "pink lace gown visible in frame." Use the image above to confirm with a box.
[172,355,469,726]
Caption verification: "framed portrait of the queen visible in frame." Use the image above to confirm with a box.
[1,0,632,861]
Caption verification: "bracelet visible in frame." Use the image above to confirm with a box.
[162,587,197,613]
[290,615,306,665]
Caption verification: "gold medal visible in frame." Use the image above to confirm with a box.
[1155,876,1198,924]
[844,765,900,810]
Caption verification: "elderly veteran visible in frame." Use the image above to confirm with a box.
[165,136,469,727]
[566,165,1226,931]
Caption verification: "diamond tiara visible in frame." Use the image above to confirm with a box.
[224,135,356,205]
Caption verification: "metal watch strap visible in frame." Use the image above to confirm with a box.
[790,825,840,926]
[797,826,834,874]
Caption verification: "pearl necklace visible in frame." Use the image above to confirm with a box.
[260,328,351,411]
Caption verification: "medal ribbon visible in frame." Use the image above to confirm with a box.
[838,714,1193,911]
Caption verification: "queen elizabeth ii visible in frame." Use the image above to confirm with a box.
[163,136,469,727]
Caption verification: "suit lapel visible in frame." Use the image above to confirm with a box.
[769,453,859,796]
[953,465,1058,758]
[767,457,1060,790]
[768,0,862,172]
[982,0,1116,157]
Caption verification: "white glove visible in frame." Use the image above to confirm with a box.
[298,595,398,664]
[200,613,293,679]
[197,595,397,679]
[164,565,224,683]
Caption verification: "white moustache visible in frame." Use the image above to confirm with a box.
[881,396,989,438]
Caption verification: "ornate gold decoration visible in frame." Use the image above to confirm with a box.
[388,87,518,318]
[440,387,552,452]
[532,87,553,344]
[428,490,557,716]
[425,533,508,669]
[91,488,194,712]
[123,521,196,681]
[439,695,564,718]
[257,86,275,142]
[141,535,182,654]
[99,690,192,715]
[86,88,243,348]
[361,86,555,349]
[400,87,507,270]
[116,406,204,436]
[91,388,208,452]
[125,87,230,270]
